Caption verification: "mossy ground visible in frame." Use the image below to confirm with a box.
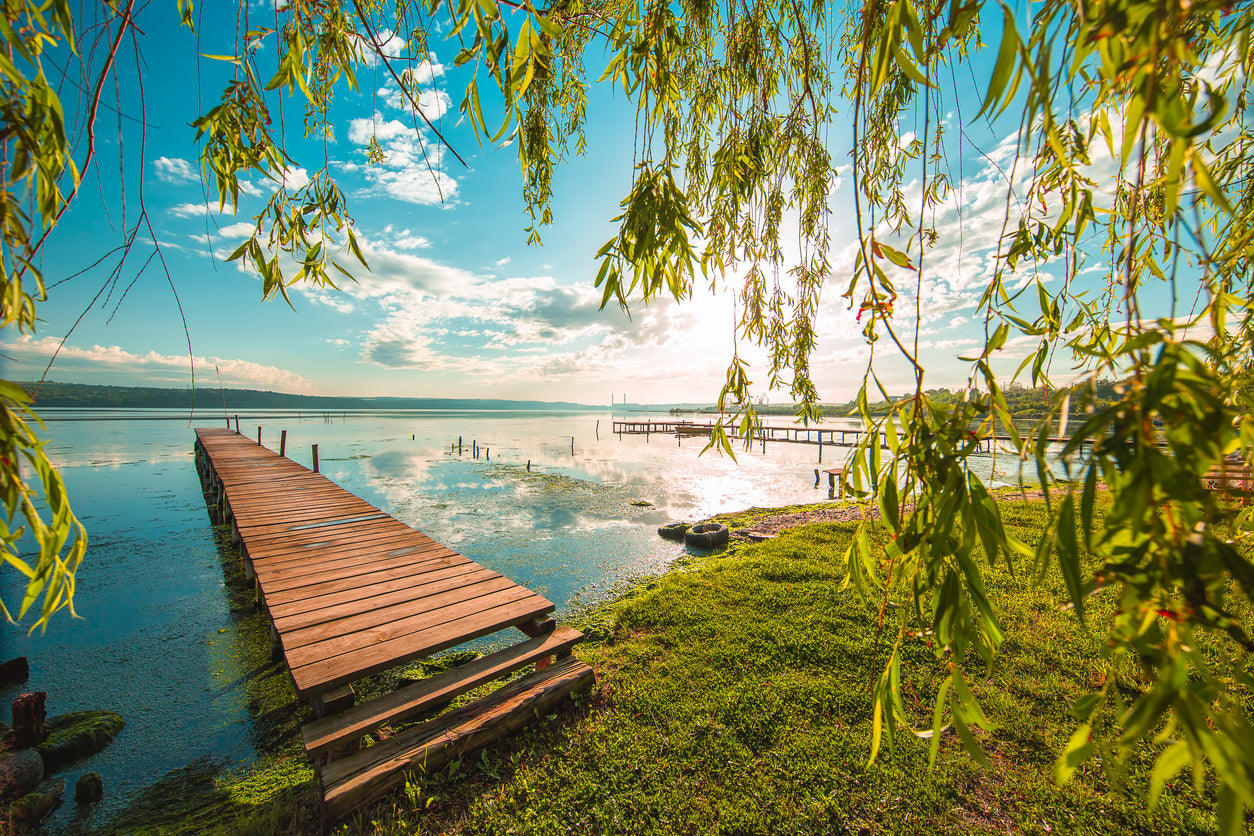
[90,496,1249,834]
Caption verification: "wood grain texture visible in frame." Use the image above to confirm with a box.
[320,657,594,821]
[300,625,585,757]
[194,428,553,697]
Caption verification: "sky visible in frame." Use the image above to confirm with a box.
[0,3,1188,407]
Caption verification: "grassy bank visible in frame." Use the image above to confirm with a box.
[97,497,1238,835]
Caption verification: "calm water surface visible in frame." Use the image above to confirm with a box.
[0,408,1046,829]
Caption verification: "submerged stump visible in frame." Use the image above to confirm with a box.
[37,711,126,773]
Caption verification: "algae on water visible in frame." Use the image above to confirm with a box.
[37,711,126,773]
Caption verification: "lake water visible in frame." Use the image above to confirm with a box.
[0,408,1050,830]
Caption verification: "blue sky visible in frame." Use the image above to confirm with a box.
[0,4,1184,406]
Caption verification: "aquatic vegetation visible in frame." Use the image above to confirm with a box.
[37,712,125,773]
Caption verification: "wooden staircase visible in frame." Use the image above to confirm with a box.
[301,623,593,823]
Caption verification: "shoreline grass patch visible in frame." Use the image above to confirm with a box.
[93,496,1246,834]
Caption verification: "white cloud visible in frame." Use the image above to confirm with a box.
[169,201,234,218]
[394,234,431,250]
[276,166,311,190]
[379,81,451,121]
[342,111,458,205]
[2,335,312,393]
[154,157,197,184]
[495,257,511,267]
[214,221,256,240]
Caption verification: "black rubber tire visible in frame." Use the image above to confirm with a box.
[657,522,690,541]
[684,522,729,549]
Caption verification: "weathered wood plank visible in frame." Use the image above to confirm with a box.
[284,584,540,661]
[246,529,440,567]
[258,551,471,606]
[301,626,584,758]
[255,548,466,596]
[288,594,554,694]
[250,540,454,587]
[272,565,501,631]
[319,658,593,821]
[277,574,518,645]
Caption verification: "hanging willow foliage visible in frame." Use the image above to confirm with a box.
[3,0,1253,823]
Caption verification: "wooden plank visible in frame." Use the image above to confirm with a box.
[249,538,451,581]
[275,571,511,640]
[301,626,585,758]
[246,519,435,553]
[319,658,593,821]
[239,522,417,554]
[250,535,447,575]
[244,530,436,567]
[255,547,464,595]
[272,565,501,630]
[260,553,475,609]
[236,513,389,538]
[232,497,365,514]
[283,581,534,657]
[234,516,413,548]
[288,594,554,695]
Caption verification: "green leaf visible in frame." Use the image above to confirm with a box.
[1056,494,1084,622]
[1148,741,1191,810]
[1054,723,1095,783]
[978,6,1020,119]
[1192,154,1235,215]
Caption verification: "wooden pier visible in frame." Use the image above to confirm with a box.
[611,420,1097,454]
[193,428,592,823]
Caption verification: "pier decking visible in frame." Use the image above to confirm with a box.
[193,428,592,822]
[612,419,1094,454]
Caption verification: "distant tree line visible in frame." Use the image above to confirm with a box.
[20,382,600,412]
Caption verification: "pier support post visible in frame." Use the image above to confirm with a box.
[280,430,287,457]
[312,685,356,719]
[312,444,320,473]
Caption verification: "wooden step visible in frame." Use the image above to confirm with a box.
[301,626,584,758]
[319,655,594,821]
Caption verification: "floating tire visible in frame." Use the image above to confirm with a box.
[684,522,729,549]
[657,522,690,541]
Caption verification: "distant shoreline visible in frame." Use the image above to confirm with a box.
[19,381,713,413]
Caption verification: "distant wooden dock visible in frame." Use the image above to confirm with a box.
[612,419,1096,454]
[193,428,592,823]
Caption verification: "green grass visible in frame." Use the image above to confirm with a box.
[96,498,1243,834]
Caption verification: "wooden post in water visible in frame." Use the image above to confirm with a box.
[571,437,575,455]
[312,444,320,473]
[257,426,262,445]
[485,448,490,460]
[234,415,240,433]
[280,430,287,457]
[527,460,531,471]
